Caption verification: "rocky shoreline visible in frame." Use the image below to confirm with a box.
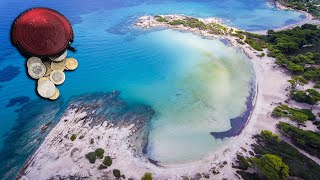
[18,92,154,179]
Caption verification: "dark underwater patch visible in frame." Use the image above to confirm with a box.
[284,19,299,26]
[6,96,30,108]
[0,65,20,82]
[211,83,255,139]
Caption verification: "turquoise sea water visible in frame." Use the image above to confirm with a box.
[0,0,305,178]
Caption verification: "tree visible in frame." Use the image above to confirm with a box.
[288,63,304,74]
[267,29,275,35]
[113,169,121,178]
[254,154,289,180]
[85,152,97,164]
[103,156,112,166]
[95,148,105,159]
[113,169,125,179]
[260,130,281,143]
[70,134,76,141]
[141,172,153,180]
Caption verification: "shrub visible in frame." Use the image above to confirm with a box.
[253,130,320,179]
[70,134,76,141]
[98,164,108,170]
[95,148,105,159]
[154,15,167,22]
[113,169,121,178]
[103,156,112,166]
[272,104,315,124]
[277,122,320,158]
[85,152,97,164]
[291,89,320,105]
[141,172,153,180]
[235,155,250,170]
[253,154,289,180]
[169,19,185,26]
[260,130,280,143]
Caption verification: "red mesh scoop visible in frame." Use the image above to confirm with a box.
[11,8,74,57]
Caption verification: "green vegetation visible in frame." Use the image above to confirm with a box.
[85,148,106,164]
[288,75,308,88]
[291,88,320,105]
[155,15,167,22]
[267,25,320,81]
[233,31,245,39]
[85,152,97,164]
[103,156,112,166]
[282,0,320,17]
[95,148,105,159]
[113,169,125,179]
[272,104,315,124]
[235,31,268,51]
[238,24,320,85]
[168,17,227,35]
[98,164,108,170]
[277,122,320,158]
[251,130,320,179]
[235,130,320,180]
[141,172,153,180]
[253,154,289,180]
[169,18,207,30]
[260,130,281,143]
[113,169,121,178]
[70,134,76,141]
[234,154,251,170]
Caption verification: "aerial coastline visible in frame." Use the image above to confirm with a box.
[17,3,320,180]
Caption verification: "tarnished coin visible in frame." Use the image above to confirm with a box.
[65,58,78,70]
[42,60,52,77]
[28,62,46,79]
[27,57,42,67]
[49,88,60,100]
[50,70,65,85]
[37,77,50,85]
[50,50,67,62]
[51,60,66,71]
[37,80,55,98]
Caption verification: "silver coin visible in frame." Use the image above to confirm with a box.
[37,80,56,98]
[50,70,65,85]
[50,50,68,62]
[28,62,46,79]
[27,57,42,67]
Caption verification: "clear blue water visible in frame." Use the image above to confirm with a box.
[0,0,304,178]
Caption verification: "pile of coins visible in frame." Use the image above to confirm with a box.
[27,50,78,100]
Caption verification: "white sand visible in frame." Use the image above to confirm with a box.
[19,14,320,180]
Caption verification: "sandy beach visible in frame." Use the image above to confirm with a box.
[18,13,320,179]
